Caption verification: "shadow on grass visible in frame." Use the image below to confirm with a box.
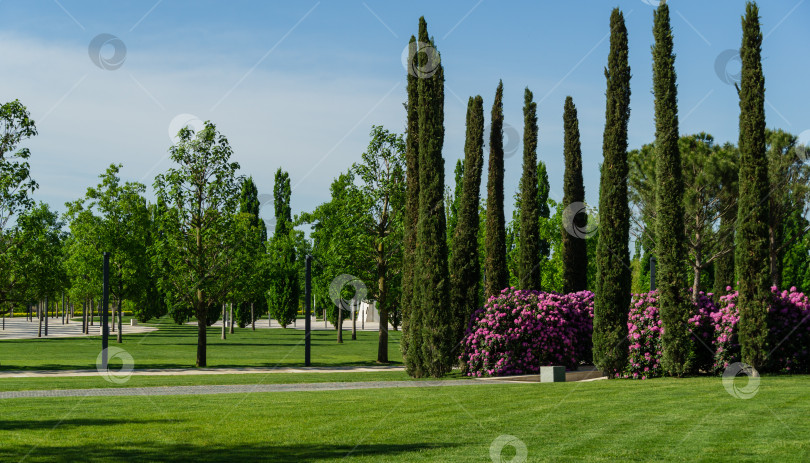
[0,418,175,431]
[1,442,456,462]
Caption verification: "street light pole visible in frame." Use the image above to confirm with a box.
[101,252,110,369]
[305,255,312,366]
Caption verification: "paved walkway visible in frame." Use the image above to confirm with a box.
[0,365,405,379]
[200,318,393,332]
[0,379,502,399]
[0,317,157,340]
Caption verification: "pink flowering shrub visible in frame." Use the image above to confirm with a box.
[623,290,718,379]
[460,287,594,377]
[712,286,810,373]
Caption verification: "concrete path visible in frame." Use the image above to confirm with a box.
[0,379,502,399]
[0,317,157,340]
[0,365,405,379]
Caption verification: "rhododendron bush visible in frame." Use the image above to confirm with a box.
[713,287,810,373]
[460,288,593,377]
[623,290,717,379]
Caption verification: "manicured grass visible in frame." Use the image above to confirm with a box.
[0,317,401,371]
[1,376,808,462]
[0,370,469,392]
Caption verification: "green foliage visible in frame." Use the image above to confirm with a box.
[652,3,691,376]
[450,96,485,346]
[412,17,453,378]
[485,80,509,298]
[351,125,406,363]
[152,121,246,367]
[401,34,421,375]
[234,177,270,327]
[518,88,541,291]
[267,168,299,328]
[561,96,588,293]
[593,8,632,375]
[66,164,153,341]
[12,203,67,303]
[446,158,464,251]
[0,99,39,307]
[735,2,770,370]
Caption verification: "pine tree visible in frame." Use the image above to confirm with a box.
[413,17,453,377]
[236,176,268,327]
[267,168,298,327]
[450,95,485,345]
[485,81,509,298]
[652,3,691,376]
[561,96,588,293]
[518,88,541,290]
[401,35,423,376]
[735,1,770,370]
[593,8,632,375]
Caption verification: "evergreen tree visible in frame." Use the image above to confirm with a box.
[401,34,423,376]
[735,1,770,370]
[537,161,551,287]
[267,168,299,327]
[518,88,541,290]
[561,96,588,293]
[652,3,691,376]
[413,17,453,377]
[236,176,269,328]
[450,95,485,345]
[485,80,509,297]
[593,8,632,375]
[447,158,464,245]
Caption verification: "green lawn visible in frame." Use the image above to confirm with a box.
[1,376,808,462]
[0,370,468,392]
[0,317,401,371]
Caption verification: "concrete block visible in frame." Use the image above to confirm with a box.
[540,365,566,383]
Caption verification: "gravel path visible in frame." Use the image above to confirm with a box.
[0,365,405,379]
[0,379,501,399]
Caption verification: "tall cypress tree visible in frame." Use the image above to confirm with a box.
[537,160,551,286]
[593,8,632,375]
[561,96,588,293]
[413,17,453,377]
[401,35,423,376]
[518,88,541,290]
[735,1,770,371]
[447,159,464,249]
[652,3,691,376]
[485,81,509,298]
[450,95,485,344]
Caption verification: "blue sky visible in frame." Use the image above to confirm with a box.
[1,0,808,225]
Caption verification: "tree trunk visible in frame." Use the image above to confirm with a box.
[116,297,123,343]
[351,300,357,341]
[37,301,42,337]
[377,242,389,363]
[44,297,48,336]
[337,302,344,344]
[196,302,207,367]
[251,302,255,330]
[229,302,234,334]
[89,299,94,326]
[221,303,226,340]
